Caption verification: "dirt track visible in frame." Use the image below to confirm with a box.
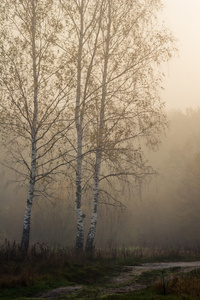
[37,261,200,298]
[135,261,200,270]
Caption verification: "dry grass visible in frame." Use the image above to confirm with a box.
[154,268,200,299]
[1,240,200,298]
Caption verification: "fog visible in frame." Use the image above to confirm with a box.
[0,1,200,251]
[162,0,200,110]
[0,108,200,249]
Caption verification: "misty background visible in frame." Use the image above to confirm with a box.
[0,0,199,250]
[1,108,200,249]
[163,0,200,110]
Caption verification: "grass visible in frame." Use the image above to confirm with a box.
[0,241,121,299]
[100,288,186,299]
[154,268,200,299]
[1,241,200,299]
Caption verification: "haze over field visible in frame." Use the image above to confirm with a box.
[163,0,200,110]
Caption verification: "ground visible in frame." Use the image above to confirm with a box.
[36,261,200,299]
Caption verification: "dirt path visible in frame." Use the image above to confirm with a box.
[36,286,83,299]
[37,261,200,298]
[107,261,200,295]
[135,261,200,270]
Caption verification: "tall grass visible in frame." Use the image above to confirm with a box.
[0,240,200,290]
[154,269,200,299]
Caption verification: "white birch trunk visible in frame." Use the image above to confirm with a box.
[21,1,38,253]
[85,1,111,252]
[21,141,37,253]
[85,154,101,251]
[75,149,85,251]
[75,1,85,251]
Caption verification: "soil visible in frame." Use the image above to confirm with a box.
[37,261,200,299]
[36,286,83,298]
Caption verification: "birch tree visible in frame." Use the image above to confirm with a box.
[83,0,176,251]
[0,0,73,253]
[60,0,176,251]
[60,0,106,251]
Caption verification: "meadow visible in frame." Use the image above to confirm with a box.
[1,241,200,299]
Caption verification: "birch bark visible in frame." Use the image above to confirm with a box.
[69,0,103,251]
[85,1,111,252]
[75,1,85,251]
[21,1,38,253]
[21,141,37,252]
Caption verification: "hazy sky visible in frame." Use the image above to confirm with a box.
[162,0,200,111]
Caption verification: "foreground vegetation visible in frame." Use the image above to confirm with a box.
[1,241,200,299]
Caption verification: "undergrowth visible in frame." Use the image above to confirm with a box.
[0,240,200,299]
[154,268,200,299]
